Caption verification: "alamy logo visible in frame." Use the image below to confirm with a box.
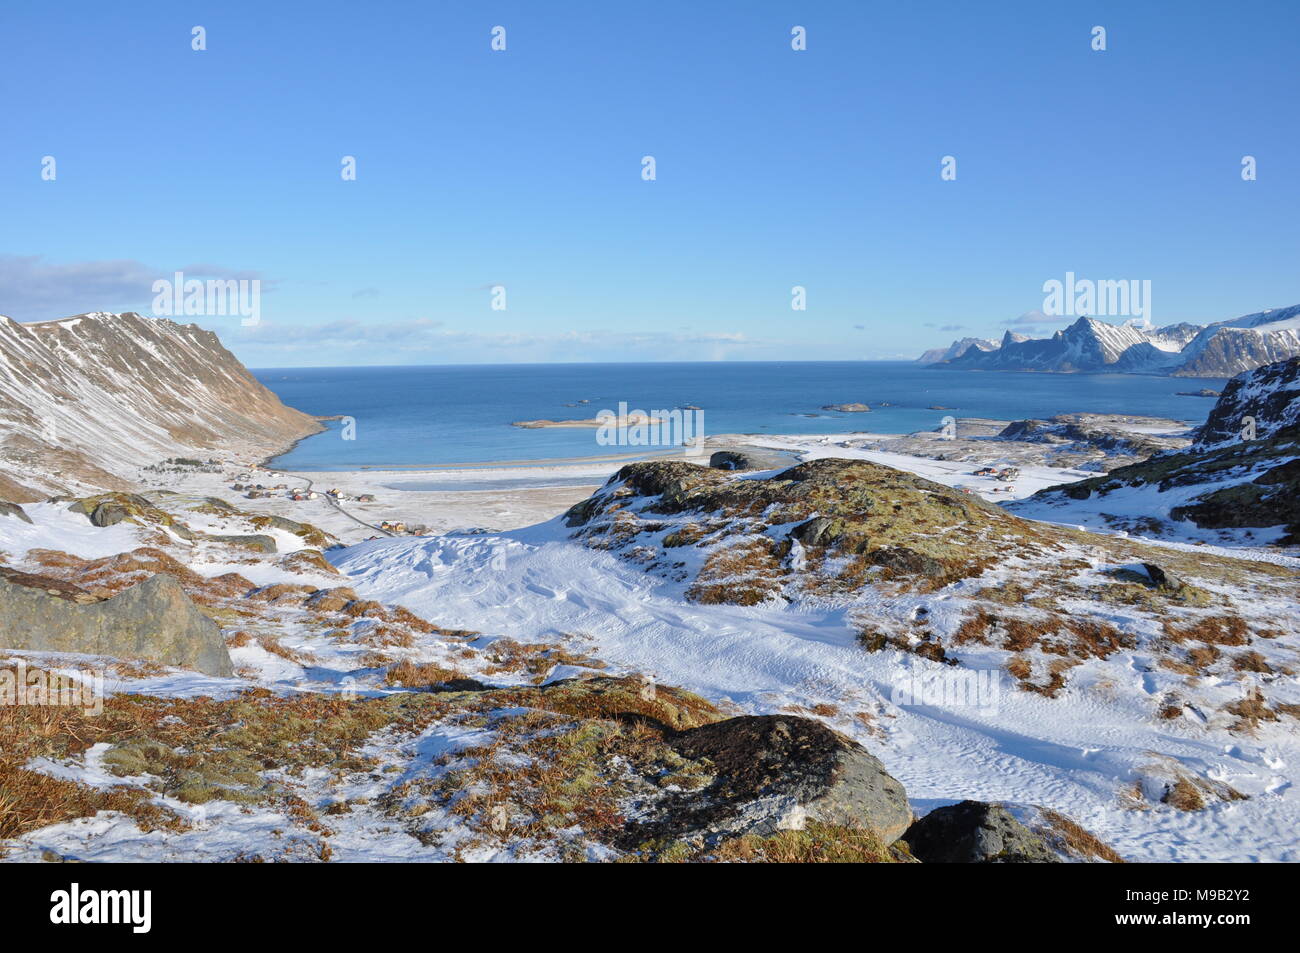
[152,271,260,326]
[595,402,705,458]
[1042,271,1151,322]
[892,669,1002,715]
[1,661,103,715]
[50,883,151,933]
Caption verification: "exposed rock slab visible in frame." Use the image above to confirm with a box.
[0,501,32,523]
[0,570,232,676]
[619,714,912,848]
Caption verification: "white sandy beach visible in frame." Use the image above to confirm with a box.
[137,431,1093,548]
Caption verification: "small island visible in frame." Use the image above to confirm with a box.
[513,411,664,429]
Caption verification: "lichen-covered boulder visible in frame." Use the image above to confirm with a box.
[902,801,1059,863]
[620,714,911,848]
[206,533,277,553]
[0,570,232,676]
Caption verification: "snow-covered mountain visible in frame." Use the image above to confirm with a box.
[1195,355,1300,448]
[0,312,321,500]
[1177,305,1300,378]
[920,304,1300,377]
[915,336,1001,364]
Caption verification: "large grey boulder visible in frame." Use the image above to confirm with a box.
[259,515,309,534]
[902,800,1058,863]
[207,533,277,553]
[620,714,912,848]
[89,502,132,527]
[0,571,232,676]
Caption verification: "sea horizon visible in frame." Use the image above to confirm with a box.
[255,360,1229,470]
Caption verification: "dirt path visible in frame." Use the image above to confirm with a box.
[292,474,393,538]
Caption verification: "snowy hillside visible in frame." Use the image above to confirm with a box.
[333,461,1300,861]
[0,312,321,500]
[1016,357,1300,545]
[3,459,1297,862]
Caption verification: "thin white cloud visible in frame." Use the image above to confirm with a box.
[1005,309,1070,326]
[212,318,775,364]
[0,255,268,321]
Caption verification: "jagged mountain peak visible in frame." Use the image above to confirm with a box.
[922,304,1300,376]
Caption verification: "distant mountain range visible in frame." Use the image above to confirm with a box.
[918,304,1300,377]
[0,312,321,501]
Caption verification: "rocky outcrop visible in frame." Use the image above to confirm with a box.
[708,449,794,471]
[66,492,195,538]
[1026,358,1300,542]
[903,800,1123,863]
[619,714,912,848]
[0,570,233,676]
[1195,356,1300,448]
[566,457,1024,603]
[997,413,1189,458]
[0,312,322,496]
[0,501,32,523]
[205,533,277,553]
[903,801,1059,863]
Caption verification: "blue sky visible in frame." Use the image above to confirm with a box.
[1,0,1297,366]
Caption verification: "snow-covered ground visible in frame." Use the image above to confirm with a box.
[330,517,1300,863]
[4,435,1297,862]
[738,432,1087,500]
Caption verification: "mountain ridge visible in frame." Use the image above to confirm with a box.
[918,304,1300,377]
[0,311,322,500]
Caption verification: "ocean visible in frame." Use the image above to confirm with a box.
[253,361,1228,470]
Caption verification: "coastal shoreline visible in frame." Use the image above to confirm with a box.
[156,429,1075,545]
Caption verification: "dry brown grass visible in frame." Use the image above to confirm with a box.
[0,763,185,842]
[1232,650,1273,674]
[0,680,459,853]
[352,622,416,649]
[1157,697,1184,720]
[1005,655,1077,698]
[383,660,463,689]
[1038,809,1125,863]
[481,639,604,682]
[1162,777,1207,811]
[1224,687,1280,733]
[1006,656,1032,682]
[255,634,313,665]
[713,824,905,863]
[0,686,189,844]
[1163,615,1250,646]
[951,607,1132,667]
[687,539,784,606]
